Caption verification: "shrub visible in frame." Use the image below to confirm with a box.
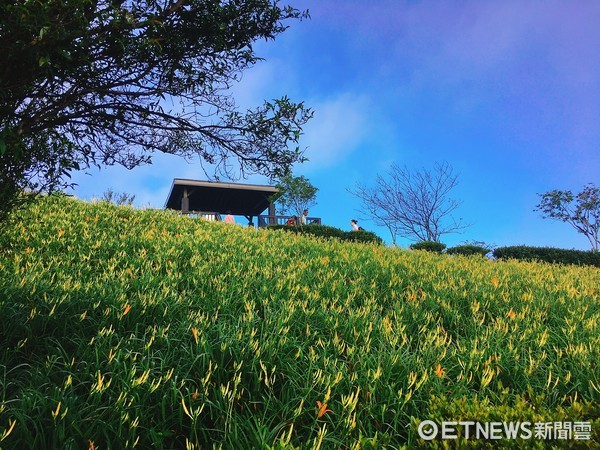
[446,244,490,257]
[267,223,383,245]
[493,245,600,267]
[410,241,446,253]
[343,229,383,245]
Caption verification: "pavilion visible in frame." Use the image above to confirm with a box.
[164,178,277,226]
[164,178,322,227]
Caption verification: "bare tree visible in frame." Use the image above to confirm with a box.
[101,188,136,206]
[350,162,469,245]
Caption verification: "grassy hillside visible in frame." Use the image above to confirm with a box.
[0,195,598,449]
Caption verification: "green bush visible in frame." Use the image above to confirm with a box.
[410,241,446,253]
[343,229,383,245]
[267,223,383,245]
[446,244,490,257]
[493,245,600,267]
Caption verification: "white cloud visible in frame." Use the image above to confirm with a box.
[231,59,290,109]
[300,93,371,171]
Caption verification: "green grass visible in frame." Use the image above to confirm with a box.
[0,195,598,449]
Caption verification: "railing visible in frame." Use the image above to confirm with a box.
[181,211,221,221]
[180,211,322,228]
[257,215,322,228]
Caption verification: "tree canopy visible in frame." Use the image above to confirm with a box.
[0,0,311,218]
[273,173,318,219]
[535,183,599,252]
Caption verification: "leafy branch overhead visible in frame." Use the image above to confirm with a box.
[0,0,312,217]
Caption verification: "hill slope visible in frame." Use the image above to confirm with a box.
[0,195,598,448]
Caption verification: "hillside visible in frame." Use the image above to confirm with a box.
[0,195,598,449]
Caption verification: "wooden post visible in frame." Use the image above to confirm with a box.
[182,189,189,214]
[268,202,276,225]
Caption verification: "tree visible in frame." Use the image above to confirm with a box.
[101,188,136,206]
[535,183,600,252]
[274,173,318,219]
[0,0,312,220]
[349,162,469,245]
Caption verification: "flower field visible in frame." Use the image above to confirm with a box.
[0,195,598,449]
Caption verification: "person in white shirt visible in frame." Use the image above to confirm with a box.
[300,209,308,225]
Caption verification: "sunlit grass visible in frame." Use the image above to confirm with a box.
[0,195,598,448]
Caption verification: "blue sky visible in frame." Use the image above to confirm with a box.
[70,0,600,250]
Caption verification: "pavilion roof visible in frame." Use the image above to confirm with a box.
[164,178,278,216]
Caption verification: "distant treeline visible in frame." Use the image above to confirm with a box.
[409,241,600,268]
[493,246,600,268]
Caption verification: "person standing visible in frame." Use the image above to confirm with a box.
[300,209,308,225]
[224,211,235,224]
[350,219,360,231]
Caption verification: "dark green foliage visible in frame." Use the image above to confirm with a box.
[493,245,600,267]
[410,241,446,253]
[273,173,318,217]
[1,0,311,217]
[0,129,81,221]
[268,224,383,245]
[446,244,490,257]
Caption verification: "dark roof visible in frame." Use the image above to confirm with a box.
[164,179,278,216]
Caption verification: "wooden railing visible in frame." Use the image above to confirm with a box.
[257,215,322,228]
[180,211,322,228]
